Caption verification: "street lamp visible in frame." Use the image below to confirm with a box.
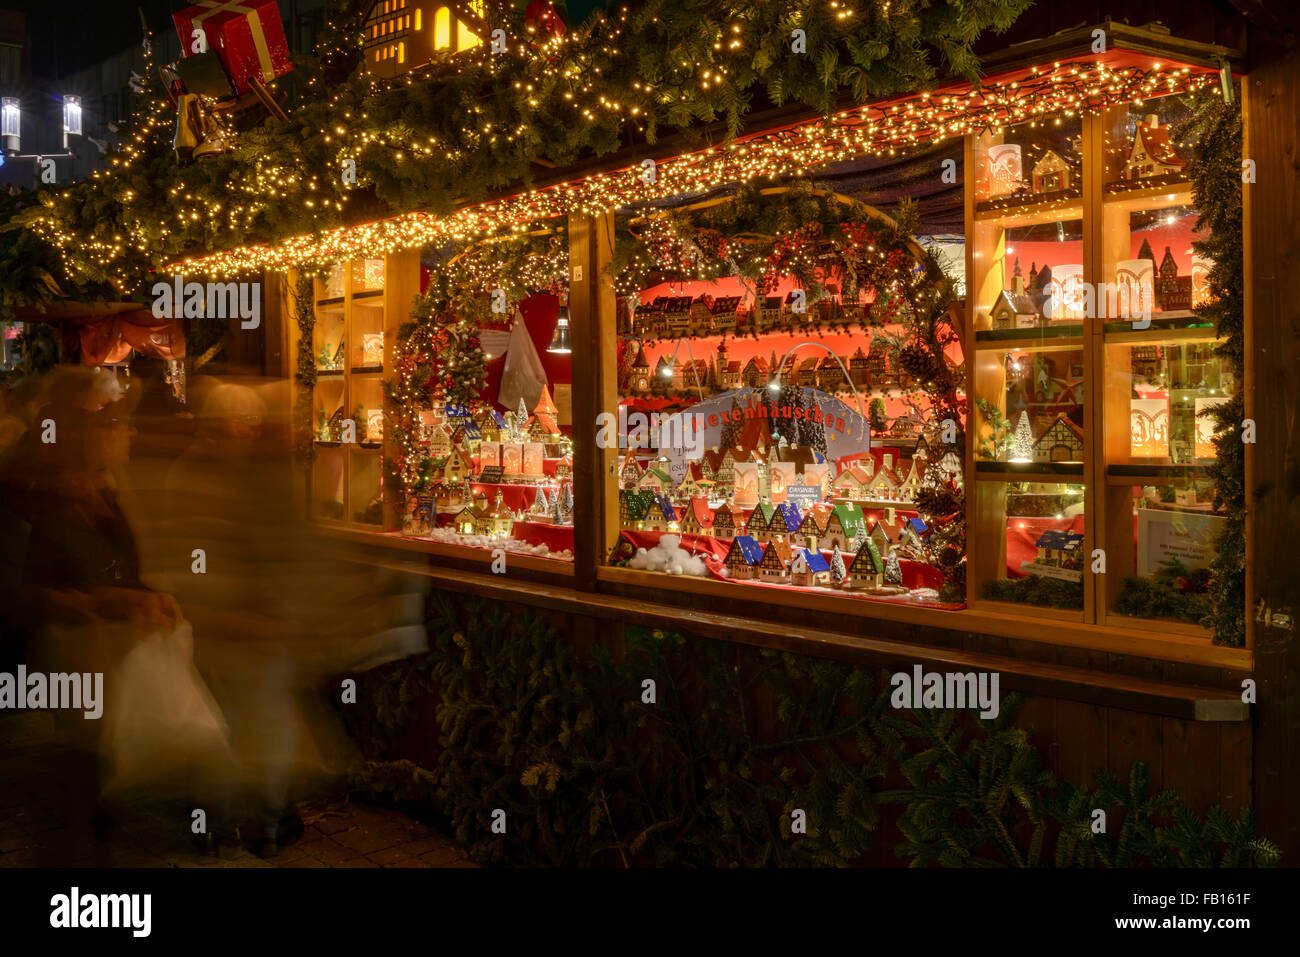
[1,94,84,158]
[63,95,82,143]
[1,98,19,153]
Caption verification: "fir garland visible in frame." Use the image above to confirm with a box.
[0,0,1031,304]
[341,597,1281,867]
[293,273,317,467]
[1179,95,1244,646]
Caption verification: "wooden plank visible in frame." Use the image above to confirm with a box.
[1217,719,1252,815]
[1160,716,1219,816]
[1107,707,1164,791]
[1054,699,1107,789]
[1244,24,1300,862]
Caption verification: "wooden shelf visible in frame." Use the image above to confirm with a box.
[1103,313,1218,342]
[1103,179,1193,210]
[974,326,1084,350]
[1105,463,1211,484]
[974,195,1083,227]
[350,365,384,374]
[315,368,344,377]
[315,296,345,307]
[352,288,385,299]
[975,461,1085,480]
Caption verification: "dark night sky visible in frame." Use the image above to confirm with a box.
[8,0,180,79]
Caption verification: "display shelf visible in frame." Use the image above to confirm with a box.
[975,461,1085,479]
[974,328,1084,349]
[973,197,1084,228]
[1103,180,1194,209]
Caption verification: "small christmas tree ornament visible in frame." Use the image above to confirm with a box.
[829,549,847,588]
[884,552,903,586]
[1010,411,1034,462]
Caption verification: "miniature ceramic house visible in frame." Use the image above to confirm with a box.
[758,541,794,582]
[1124,114,1186,180]
[1032,414,1084,463]
[724,535,765,580]
[452,506,480,536]
[991,270,1040,330]
[821,504,867,553]
[790,548,832,587]
[1033,529,1084,567]
[1031,149,1071,193]
[846,538,885,590]
[746,501,775,543]
[711,502,743,539]
[679,497,715,537]
[619,489,656,528]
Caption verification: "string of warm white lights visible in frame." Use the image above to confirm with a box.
[170,60,1213,278]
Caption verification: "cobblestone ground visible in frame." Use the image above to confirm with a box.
[0,712,476,869]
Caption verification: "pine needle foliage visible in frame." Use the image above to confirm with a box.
[343,594,1278,867]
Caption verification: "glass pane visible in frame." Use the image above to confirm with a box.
[982,481,1086,610]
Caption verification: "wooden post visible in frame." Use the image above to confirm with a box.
[1244,22,1300,860]
[568,211,617,588]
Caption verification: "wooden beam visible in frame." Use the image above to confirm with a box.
[338,548,1249,722]
[1244,23,1300,862]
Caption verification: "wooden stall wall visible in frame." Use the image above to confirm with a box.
[1244,12,1300,863]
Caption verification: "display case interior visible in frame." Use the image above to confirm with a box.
[391,235,576,563]
[605,183,968,606]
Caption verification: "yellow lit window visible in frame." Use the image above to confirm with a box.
[398,41,405,63]
[415,9,421,30]
[457,19,479,50]
[434,7,451,49]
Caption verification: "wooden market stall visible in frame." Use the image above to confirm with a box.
[170,4,1300,861]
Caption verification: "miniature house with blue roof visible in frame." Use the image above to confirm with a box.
[1034,529,1084,566]
[724,535,765,580]
[790,548,832,586]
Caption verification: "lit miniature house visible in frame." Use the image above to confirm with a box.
[724,535,765,580]
[1031,149,1071,193]
[1032,414,1085,463]
[1033,529,1084,567]
[679,497,715,537]
[790,548,832,587]
[746,501,774,543]
[711,502,743,539]
[619,488,655,529]
[364,1,484,79]
[990,263,1040,330]
[820,503,867,553]
[1124,114,1186,180]
[846,538,885,590]
[758,541,794,582]
[453,506,479,536]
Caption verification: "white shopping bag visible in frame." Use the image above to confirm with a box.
[101,619,233,795]
[497,314,548,414]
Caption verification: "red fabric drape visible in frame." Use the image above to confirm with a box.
[77,310,185,366]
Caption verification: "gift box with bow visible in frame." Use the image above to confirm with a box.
[174,0,292,96]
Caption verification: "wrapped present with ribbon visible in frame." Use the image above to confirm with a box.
[173,0,292,96]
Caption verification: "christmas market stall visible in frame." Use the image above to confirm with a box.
[12,0,1299,863]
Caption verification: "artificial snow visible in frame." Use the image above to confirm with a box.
[627,535,709,576]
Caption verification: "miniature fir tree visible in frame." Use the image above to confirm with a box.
[884,551,903,586]
[1010,411,1034,462]
[560,482,574,518]
[829,549,847,586]
[552,493,564,524]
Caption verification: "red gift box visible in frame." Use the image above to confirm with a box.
[174,0,292,96]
